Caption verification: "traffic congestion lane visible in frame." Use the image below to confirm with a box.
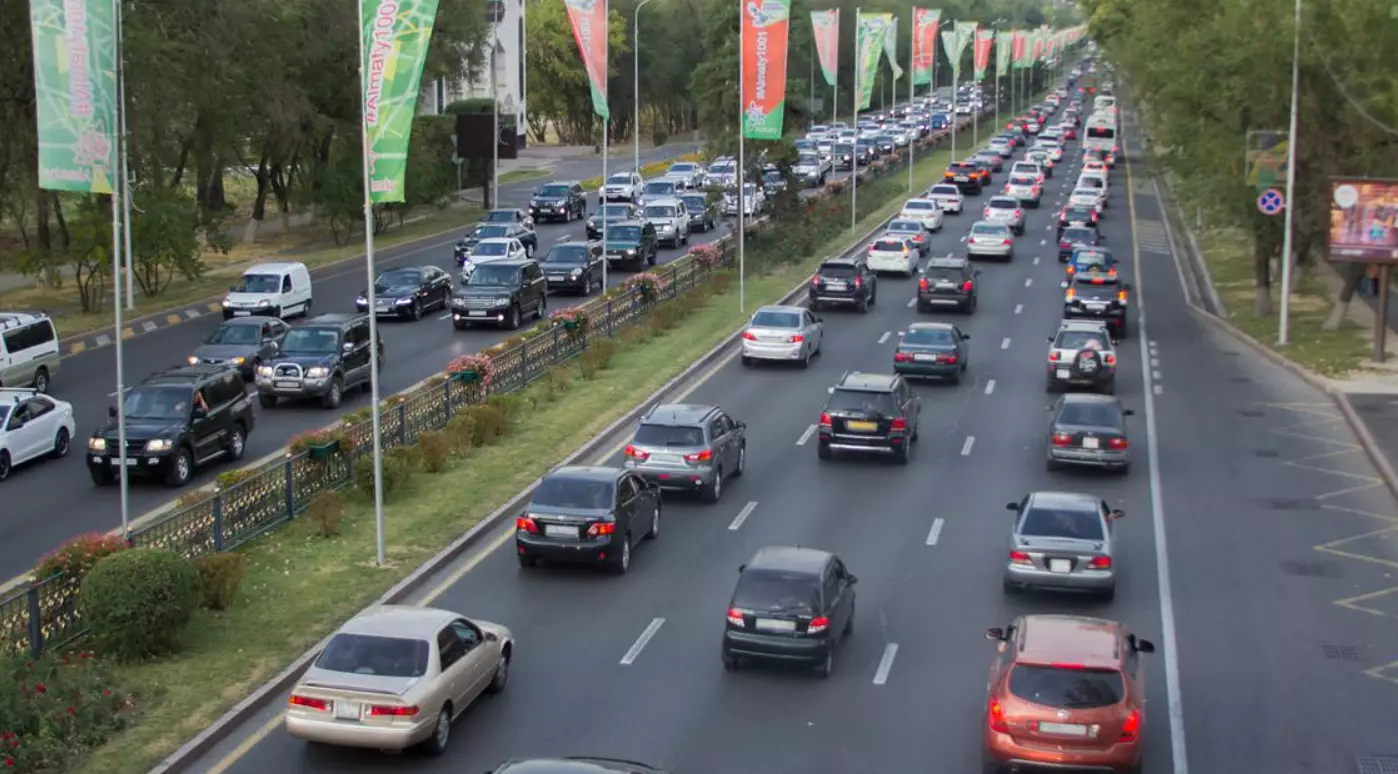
[200,126,1153,774]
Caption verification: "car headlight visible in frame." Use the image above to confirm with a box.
[256,365,273,378]
[187,355,199,365]
[222,296,234,307]
[257,298,270,307]
[395,297,412,305]
[492,298,510,307]
[355,296,367,304]
[88,438,107,452]
[570,268,582,278]
[587,219,596,228]
[145,439,173,452]
[306,366,330,379]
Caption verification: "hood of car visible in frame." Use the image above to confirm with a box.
[363,284,419,299]
[191,344,259,361]
[95,420,183,442]
[455,285,515,299]
[270,353,339,369]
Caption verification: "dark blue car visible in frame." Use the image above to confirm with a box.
[1058,225,1102,262]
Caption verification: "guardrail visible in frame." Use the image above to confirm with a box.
[0,117,976,658]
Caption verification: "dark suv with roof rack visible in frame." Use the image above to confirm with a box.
[809,256,877,312]
[816,372,920,464]
[87,364,253,487]
[539,238,604,295]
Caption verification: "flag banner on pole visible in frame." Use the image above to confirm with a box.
[741,0,791,140]
[939,21,974,78]
[881,14,902,80]
[1012,29,1029,69]
[995,31,1012,76]
[565,0,610,120]
[911,8,940,86]
[810,9,839,88]
[972,29,994,81]
[361,0,440,203]
[28,0,118,194]
[855,12,888,110]
[1033,28,1045,62]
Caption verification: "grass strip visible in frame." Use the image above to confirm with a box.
[70,133,975,774]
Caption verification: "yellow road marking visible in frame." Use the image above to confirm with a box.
[209,302,223,312]
[167,314,183,325]
[68,341,86,355]
[120,327,135,339]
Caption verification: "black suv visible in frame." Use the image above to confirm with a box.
[1064,275,1131,338]
[528,180,587,224]
[678,193,717,233]
[916,256,979,314]
[256,313,382,409]
[816,372,920,464]
[87,365,254,487]
[451,258,547,330]
[722,545,858,677]
[515,466,661,573]
[539,238,604,295]
[603,220,659,271]
[809,256,877,313]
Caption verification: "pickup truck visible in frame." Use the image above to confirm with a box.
[793,152,831,187]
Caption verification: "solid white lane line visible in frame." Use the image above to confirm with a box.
[1000,337,1011,350]
[984,379,996,395]
[926,518,945,546]
[872,643,899,685]
[620,617,665,665]
[728,501,758,531]
[795,424,817,446]
[878,331,891,344]
[1014,303,1023,315]
[960,436,976,456]
[906,297,916,308]
[1024,278,1033,287]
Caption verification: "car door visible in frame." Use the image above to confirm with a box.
[616,476,641,544]
[4,402,39,462]
[675,202,688,236]
[424,267,448,305]
[898,377,920,431]
[190,384,226,459]
[630,472,659,527]
[823,560,853,637]
[522,263,545,310]
[346,321,372,386]
[450,618,495,702]
[708,414,733,471]
[434,624,471,709]
[20,397,58,460]
[954,325,969,362]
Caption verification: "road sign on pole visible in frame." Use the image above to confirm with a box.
[1258,187,1285,215]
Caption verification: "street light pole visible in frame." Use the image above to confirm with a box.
[1277,0,1301,346]
[633,0,658,172]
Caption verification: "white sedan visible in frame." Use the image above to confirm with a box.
[925,184,965,214]
[1069,187,1107,214]
[0,389,74,481]
[866,235,919,276]
[899,199,945,232]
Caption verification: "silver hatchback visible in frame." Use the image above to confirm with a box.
[623,404,747,502]
[1003,491,1122,600]
[982,197,1025,235]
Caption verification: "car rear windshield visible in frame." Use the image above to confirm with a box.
[827,388,898,415]
[751,310,802,328]
[903,201,934,210]
[873,239,906,251]
[1010,176,1037,186]
[1008,665,1124,709]
[904,328,955,345]
[1062,228,1097,243]
[1056,330,1110,350]
[1057,402,1122,427]
[930,186,959,197]
[606,174,631,185]
[470,225,508,239]
[818,264,857,278]
[988,199,1018,210]
[972,224,1008,236]
[599,204,632,217]
[633,424,705,446]
[1021,506,1104,540]
[680,196,707,209]
[644,182,674,194]
[532,477,614,509]
[888,220,921,232]
[732,569,819,613]
[644,206,677,218]
[1072,282,1118,300]
[315,633,429,678]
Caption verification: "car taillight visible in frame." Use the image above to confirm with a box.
[1118,290,1129,302]
[1051,432,1073,446]
[1088,556,1112,569]
[1065,289,1076,301]
[683,449,713,462]
[1120,709,1140,741]
[890,417,908,431]
[962,280,973,292]
[854,276,863,288]
[819,412,832,428]
[1015,210,1023,218]
[516,515,539,533]
[289,695,327,711]
[1104,353,1117,366]
[1048,350,1061,362]
[988,698,1010,733]
[742,331,758,341]
[1060,241,1071,249]
[586,521,616,537]
[894,352,913,362]
[369,704,420,717]
[1009,550,1032,565]
[1108,437,1129,450]
[919,277,929,291]
[807,616,830,635]
[727,607,745,626]
[624,444,650,461]
[810,274,821,286]
[1002,239,1012,245]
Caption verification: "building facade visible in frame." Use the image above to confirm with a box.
[420,0,527,146]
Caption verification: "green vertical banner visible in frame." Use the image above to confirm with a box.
[881,14,902,80]
[995,31,1012,76]
[939,21,974,78]
[855,12,888,111]
[361,0,440,204]
[28,0,118,194]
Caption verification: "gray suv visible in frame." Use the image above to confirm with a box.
[622,404,746,503]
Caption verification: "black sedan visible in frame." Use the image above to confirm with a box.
[356,266,453,320]
[515,466,660,574]
[1057,225,1101,260]
[186,317,288,379]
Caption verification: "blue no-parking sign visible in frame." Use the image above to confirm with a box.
[1257,188,1285,215]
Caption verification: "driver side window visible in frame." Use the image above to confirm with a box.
[6,405,28,430]
[451,620,481,652]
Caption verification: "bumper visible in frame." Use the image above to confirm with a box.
[985,730,1141,773]
[530,206,570,221]
[1047,446,1129,468]
[257,377,335,398]
[919,292,971,308]
[722,630,831,664]
[452,309,512,326]
[687,218,710,231]
[516,532,621,564]
[894,362,959,378]
[602,191,633,202]
[629,465,714,491]
[1004,564,1116,592]
[1047,365,1115,389]
[969,243,1013,257]
[809,291,866,306]
[285,714,432,750]
[1065,308,1127,328]
[87,452,176,476]
[545,276,589,293]
[356,302,414,318]
[985,218,1022,231]
[867,256,915,273]
[935,201,963,213]
[743,340,806,361]
[818,430,905,454]
[221,307,277,319]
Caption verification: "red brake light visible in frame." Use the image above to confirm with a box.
[586,521,616,537]
[1015,210,1023,218]
[1048,350,1060,362]
[1088,556,1112,569]
[1051,432,1073,446]
[919,277,929,291]
[1009,550,1032,564]
[810,274,820,286]
[727,607,745,626]
[624,444,650,461]
[1120,709,1141,741]
[369,704,420,717]
[962,280,973,292]
[1050,662,1088,670]
[289,695,327,711]
[515,515,539,533]
[742,331,758,341]
[890,417,908,431]
[683,449,713,462]
[789,334,805,343]
[1060,241,1071,249]
[941,354,958,364]
[853,276,863,288]
[894,352,913,363]
[807,616,831,634]
[1108,437,1129,450]
[819,412,832,427]
[988,698,1010,733]
[1103,353,1117,367]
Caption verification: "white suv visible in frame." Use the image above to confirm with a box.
[0,312,60,392]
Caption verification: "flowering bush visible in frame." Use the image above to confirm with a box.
[688,243,724,269]
[287,427,344,453]
[445,353,497,388]
[31,533,128,584]
[549,306,590,333]
[0,650,132,771]
[622,272,669,301]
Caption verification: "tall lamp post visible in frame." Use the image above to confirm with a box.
[633,0,659,172]
[1277,0,1301,346]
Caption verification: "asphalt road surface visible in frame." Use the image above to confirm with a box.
[186,111,1398,774]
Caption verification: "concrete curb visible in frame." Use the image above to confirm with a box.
[146,183,903,774]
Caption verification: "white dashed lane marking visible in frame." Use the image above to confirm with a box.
[1000,337,1011,350]
[960,436,976,456]
[1024,278,1033,287]
[795,424,817,446]
[906,297,916,308]
[1014,304,1023,314]
[878,331,891,344]
[985,379,996,395]
[728,501,758,531]
[620,618,665,665]
[872,643,900,685]
[926,518,945,546]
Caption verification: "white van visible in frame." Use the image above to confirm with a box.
[0,312,60,392]
[221,262,313,320]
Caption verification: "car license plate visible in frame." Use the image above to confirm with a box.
[755,619,797,633]
[467,310,488,317]
[1087,302,1107,310]
[846,420,877,432]
[110,458,137,466]
[232,310,250,317]
[543,525,578,539]
[650,452,684,464]
[1039,721,1088,736]
[275,380,298,389]
[1056,368,1070,378]
[825,281,847,290]
[936,281,954,288]
[954,175,968,181]
[333,701,362,721]
[914,354,937,362]
[1083,437,1100,449]
[1049,559,1072,574]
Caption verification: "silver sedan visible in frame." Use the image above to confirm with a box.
[740,305,824,368]
[966,221,1015,260]
[1003,491,1122,600]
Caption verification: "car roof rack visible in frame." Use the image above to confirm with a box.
[0,311,50,332]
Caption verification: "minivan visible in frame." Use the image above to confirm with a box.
[222,262,313,320]
[0,312,60,392]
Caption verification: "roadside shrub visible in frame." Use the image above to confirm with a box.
[541,365,573,401]
[194,553,246,610]
[620,326,652,348]
[215,469,257,489]
[487,393,529,424]
[688,243,724,269]
[79,548,201,661]
[418,430,451,473]
[709,270,734,294]
[466,404,508,445]
[578,337,618,378]
[174,490,212,509]
[288,427,344,454]
[32,533,128,584]
[649,302,683,331]
[444,413,477,455]
[306,490,345,538]
[353,447,415,499]
[0,650,132,772]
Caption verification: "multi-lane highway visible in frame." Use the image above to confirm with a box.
[181,105,1398,774]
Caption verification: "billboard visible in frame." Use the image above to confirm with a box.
[1329,179,1398,262]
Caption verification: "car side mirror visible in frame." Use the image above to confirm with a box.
[1109,508,1125,520]
[1123,409,1135,416]
[815,316,824,323]
[847,573,858,584]
[735,420,747,430]
[343,342,355,353]
[1005,502,1019,511]
[191,407,208,419]
[974,269,982,276]
[228,285,237,292]
[1047,336,1055,342]
[961,334,970,340]
[1134,637,1156,653]
[108,405,118,419]
[985,627,1006,641]
[484,630,499,642]
[737,563,746,573]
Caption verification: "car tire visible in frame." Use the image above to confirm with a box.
[800,349,812,369]
[856,296,869,314]
[32,367,50,393]
[1117,463,1131,477]
[487,654,510,693]
[1099,584,1117,602]
[1002,578,1020,595]
[814,648,834,679]
[949,368,961,385]
[535,294,546,320]
[916,301,929,314]
[732,443,746,478]
[165,447,194,488]
[419,708,452,756]
[226,426,246,461]
[270,306,283,320]
[0,451,10,482]
[90,466,114,486]
[410,299,422,320]
[817,442,833,460]
[259,394,278,409]
[1046,457,1061,471]
[892,445,909,465]
[702,469,723,503]
[504,305,521,330]
[722,652,739,672]
[741,355,753,367]
[51,428,70,459]
[320,378,344,409]
[608,535,632,574]
[518,554,537,568]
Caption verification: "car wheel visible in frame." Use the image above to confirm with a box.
[817,442,833,460]
[1002,578,1021,595]
[722,652,739,672]
[321,378,343,409]
[800,349,812,369]
[916,301,929,314]
[259,394,278,409]
[419,708,452,756]
[646,504,660,539]
[741,355,753,367]
[703,469,723,504]
[535,294,546,319]
[32,367,50,393]
[814,649,834,679]
[1046,457,1061,471]
[609,535,632,574]
[1099,584,1117,602]
[504,305,521,330]
[51,428,70,459]
[518,554,537,568]
[0,451,10,482]
[892,444,909,465]
[732,443,746,477]
[948,368,961,385]
[90,466,114,486]
[227,426,246,461]
[270,306,283,319]
[165,447,193,487]
[844,603,855,635]
[856,296,868,313]
[486,655,510,693]
[410,300,422,320]
[1117,463,1132,477]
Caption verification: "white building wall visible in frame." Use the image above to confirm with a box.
[419,0,527,144]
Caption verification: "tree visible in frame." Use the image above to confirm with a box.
[524,0,630,145]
